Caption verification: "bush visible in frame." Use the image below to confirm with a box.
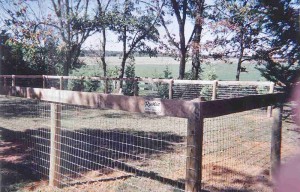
[123,62,138,96]
[157,66,172,99]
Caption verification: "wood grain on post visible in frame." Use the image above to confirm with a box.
[169,79,174,99]
[212,80,218,100]
[49,87,62,187]
[270,105,283,181]
[267,82,275,117]
[185,105,203,192]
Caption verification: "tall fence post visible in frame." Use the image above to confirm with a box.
[267,82,275,117]
[49,87,62,187]
[270,104,283,181]
[59,76,63,90]
[212,80,218,100]
[185,104,203,192]
[42,75,46,88]
[81,76,85,91]
[12,75,15,86]
[169,79,174,99]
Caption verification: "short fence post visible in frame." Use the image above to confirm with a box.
[104,77,109,94]
[212,80,218,100]
[12,75,15,86]
[267,82,275,117]
[133,78,139,96]
[169,79,174,99]
[42,75,46,88]
[59,76,63,90]
[185,105,203,192]
[81,76,85,91]
[49,88,62,187]
[3,77,7,87]
[270,104,283,181]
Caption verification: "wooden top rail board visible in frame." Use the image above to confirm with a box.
[0,86,197,119]
[200,93,284,118]
[218,81,272,86]
[173,80,213,85]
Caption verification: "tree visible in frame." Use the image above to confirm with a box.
[109,0,162,87]
[95,0,112,77]
[255,0,300,92]
[209,0,263,81]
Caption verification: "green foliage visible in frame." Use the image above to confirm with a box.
[156,66,173,99]
[123,61,137,96]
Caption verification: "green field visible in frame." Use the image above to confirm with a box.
[76,57,264,81]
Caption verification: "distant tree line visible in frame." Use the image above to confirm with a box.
[0,0,298,91]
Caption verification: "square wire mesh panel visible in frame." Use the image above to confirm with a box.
[202,108,273,191]
[55,105,187,191]
[0,95,188,192]
[14,78,44,88]
[217,85,270,99]
[138,81,170,99]
[173,84,213,101]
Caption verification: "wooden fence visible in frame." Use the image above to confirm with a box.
[0,85,284,191]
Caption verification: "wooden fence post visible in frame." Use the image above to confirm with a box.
[49,87,62,187]
[270,104,283,181]
[81,76,85,91]
[12,75,15,86]
[267,82,275,117]
[169,79,174,99]
[3,77,7,87]
[212,80,218,100]
[42,75,46,88]
[185,105,203,192]
[104,77,109,94]
[59,76,63,90]
[133,78,139,96]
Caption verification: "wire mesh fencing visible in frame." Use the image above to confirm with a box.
[202,108,273,191]
[217,84,271,99]
[0,95,188,192]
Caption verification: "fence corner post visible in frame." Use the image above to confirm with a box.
[12,75,15,86]
[267,82,275,117]
[185,102,203,192]
[212,80,218,100]
[169,79,174,99]
[49,87,62,187]
[270,103,283,182]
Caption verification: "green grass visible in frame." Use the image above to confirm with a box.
[76,57,265,81]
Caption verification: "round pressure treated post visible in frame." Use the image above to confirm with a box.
[49,87,62,187]
[185,109,204,192]
[267,82,275,117]
[212,80,218,100]
[104,77,109,94]
[169,79,174,99]
[133,78,139,96]
[271,105,283,181]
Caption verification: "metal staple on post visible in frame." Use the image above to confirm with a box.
[49,87,62,187]
[270,104,283,181]
[267,82,275,117]
[185,103,203,192]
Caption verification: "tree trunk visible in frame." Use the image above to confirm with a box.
[236,31,244,81]
[178,24,186,79]
[101,28,107,77]
[191,1,205,80]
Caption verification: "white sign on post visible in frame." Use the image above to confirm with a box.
[144,100,162,113]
